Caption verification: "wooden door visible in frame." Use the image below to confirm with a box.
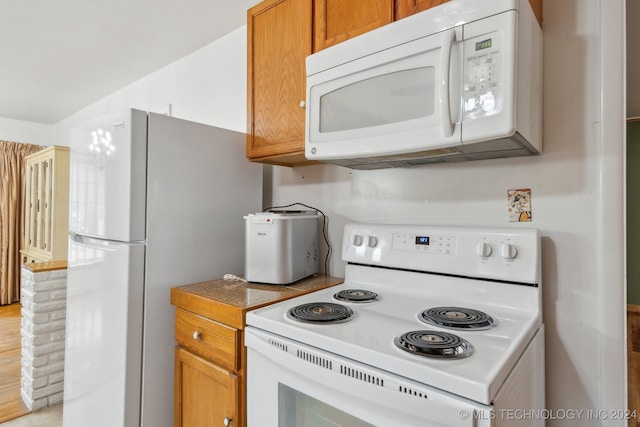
[246,0,313,165]
[314,0,394,51]
[394,0,451,20]
[395,0,541,26]
[174,347,238,427]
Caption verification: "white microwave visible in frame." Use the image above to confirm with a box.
[304,0,542,169]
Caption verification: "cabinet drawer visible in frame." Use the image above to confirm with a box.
[175,308,239,371]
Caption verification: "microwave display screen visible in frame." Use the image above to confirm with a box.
[475,39,492,51]
[415,236,430,246]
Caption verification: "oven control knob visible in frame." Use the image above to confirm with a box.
[475,241,493,258]
[500,243,518,259]
[352,234,364,247]
[367,236,378,248]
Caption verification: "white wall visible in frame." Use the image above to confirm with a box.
[52,27,248,145]
[0,117,52,146]
[50,1,627,424]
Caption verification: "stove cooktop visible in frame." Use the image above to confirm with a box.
[246,265,541,405]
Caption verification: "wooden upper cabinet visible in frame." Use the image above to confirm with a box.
[394,0,450,20]
[395,0,541,27]
[528,0,542,27]
[246,0,314,166]
[314,0,394,51]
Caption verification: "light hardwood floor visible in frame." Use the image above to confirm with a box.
[0,303,30,424]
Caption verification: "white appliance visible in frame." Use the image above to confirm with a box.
[63,109,262,427]
[244,211,320,284]
[304,0,542,169]
[246,223,544,426]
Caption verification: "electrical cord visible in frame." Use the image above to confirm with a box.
[223,274,247,283]
[263,203,331,277]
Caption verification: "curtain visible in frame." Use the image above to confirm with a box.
[0,141,41,305]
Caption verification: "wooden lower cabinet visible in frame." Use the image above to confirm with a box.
[173,306,241,427]
[174,347,237,427]
[171,276,342,427]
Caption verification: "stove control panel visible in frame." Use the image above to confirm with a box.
[352,234,379,248]
[342,223,540,285]
[392,234,457,255]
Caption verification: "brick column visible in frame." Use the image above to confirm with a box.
[20,261,67,411]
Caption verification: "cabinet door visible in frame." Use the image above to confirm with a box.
[25,155,52,258]
[394,0,450,20]
[246,0,313,165]
[314,0,394,51]
[175,347,238,427]
[41,158,53,255]
[23,146,69,263]
[24,162,36,253]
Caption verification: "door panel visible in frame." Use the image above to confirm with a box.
[395,0,451,20]
[314,0,393,51]
[68,109,147,241]
[63,236,145,427]
[174,348,238,427]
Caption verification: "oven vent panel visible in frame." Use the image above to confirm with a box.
[398,385,428,399]
[268,338,288,353]
[296,349,333,369]
[339,365,385,388]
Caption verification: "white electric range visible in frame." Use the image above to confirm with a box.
[245,223,545,426]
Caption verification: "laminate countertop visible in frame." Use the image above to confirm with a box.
[171,275,343,329]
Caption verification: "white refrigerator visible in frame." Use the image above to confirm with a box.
[62,109,262,427]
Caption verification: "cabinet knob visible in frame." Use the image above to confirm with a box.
[223,417,232,426]
[299,101,306,108]
[192,331,201,340]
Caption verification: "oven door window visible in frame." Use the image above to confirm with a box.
[279,383,374,427]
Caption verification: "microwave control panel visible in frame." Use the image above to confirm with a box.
[463,29,503,120]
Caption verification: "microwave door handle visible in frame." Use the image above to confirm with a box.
[439,29,455,138]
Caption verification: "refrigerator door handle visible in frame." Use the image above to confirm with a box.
[70,232,142,249]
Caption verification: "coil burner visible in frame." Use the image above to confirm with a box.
[394,330,474,359]
[286,302,354,324]
[333,289,380,303]
[420,306,496,331]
